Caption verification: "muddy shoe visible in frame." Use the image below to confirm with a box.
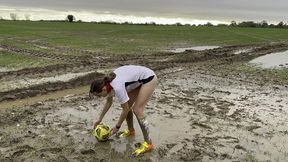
[119,129,135,137]
[132,141,154,156]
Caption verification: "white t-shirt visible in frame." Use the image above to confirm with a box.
[110,65,155,104]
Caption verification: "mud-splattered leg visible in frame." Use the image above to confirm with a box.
[136,116,152,143]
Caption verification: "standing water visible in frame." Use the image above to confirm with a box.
[249,50,288,68]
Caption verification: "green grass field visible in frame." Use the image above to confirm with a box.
[0,51,61,69]
[1,20,288,70]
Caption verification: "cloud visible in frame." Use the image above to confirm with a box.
[0,6,227,25]
[1,0,288,23]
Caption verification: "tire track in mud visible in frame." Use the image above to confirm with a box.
[0,43,172,82]
[0,72,104,102]
[152,67,288,162]
[1,43,287,103]
[1,48,288,161]
[171,43,288,65]
[0,42,109,81]
[0,44,94,63]
[30,39,101,55]
[0,50,172,103]
[0,63,105,81]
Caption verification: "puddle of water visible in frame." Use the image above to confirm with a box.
[110,114,192,154]
[0,71,95,92]
[249,50,288,68]
[0,85,89,109]
[44,91,192,154]
[166,46,219,53]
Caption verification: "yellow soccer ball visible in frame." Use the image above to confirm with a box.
[92,124,111,142]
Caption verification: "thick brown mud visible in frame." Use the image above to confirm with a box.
[0,86,89,110]
[0,43,288,162]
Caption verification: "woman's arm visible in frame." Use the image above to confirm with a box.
[110,101,130,135]
[116,102,130,128]
[93,96,113,128]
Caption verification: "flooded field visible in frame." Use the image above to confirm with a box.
[0,42,288,162]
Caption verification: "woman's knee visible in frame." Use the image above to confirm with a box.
[133,108,144,118]
[128,100,134,108]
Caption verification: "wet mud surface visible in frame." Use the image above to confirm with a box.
[0,43,288,161]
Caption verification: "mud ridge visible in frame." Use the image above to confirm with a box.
[1,43,287,102]
[0,72,104,102]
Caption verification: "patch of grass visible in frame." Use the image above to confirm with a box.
[1,38,66,55]
[1,21,288,55]
[0,51,61,69]
[2,39,39,50]
[270,69,288,81]
[222,62,288,84]
[240,63,287,80]
[1,21,288,69]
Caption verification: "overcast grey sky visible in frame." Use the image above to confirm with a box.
[1,0,288,24]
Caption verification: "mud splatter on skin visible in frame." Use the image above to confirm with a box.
[1,43,288,161]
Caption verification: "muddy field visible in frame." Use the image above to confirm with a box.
[0,43,288,162]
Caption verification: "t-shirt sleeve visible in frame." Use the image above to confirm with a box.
[113,85,129,104]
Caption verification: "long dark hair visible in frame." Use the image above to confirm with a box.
[90,72,116,93]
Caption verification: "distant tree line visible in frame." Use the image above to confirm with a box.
[61,16,288,28]
[90,20,288,29]
[226,20,287,28]
[2,13,288,29]
[3,13,78,23]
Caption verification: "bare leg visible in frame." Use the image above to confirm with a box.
[126,111,134,131]
[126,87,140,131]
[136,116,151,143]
[133,76,158,144]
